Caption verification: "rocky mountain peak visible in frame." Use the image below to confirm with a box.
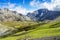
[27,9,60,21]
[0,8,31,22]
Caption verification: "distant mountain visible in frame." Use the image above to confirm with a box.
[0,8,31,22]
[0,8,60,22]
[27,9,60,21]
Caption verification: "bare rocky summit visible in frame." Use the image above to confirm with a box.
[0,8,31,22]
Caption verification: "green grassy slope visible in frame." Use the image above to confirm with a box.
[0,22,60,40]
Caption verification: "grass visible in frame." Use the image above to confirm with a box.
[0,21,38,29]
[26,28,60,38]
[0,21,60,40]
[1,28,60,40]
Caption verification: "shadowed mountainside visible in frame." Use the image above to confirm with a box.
[27,9,60,21]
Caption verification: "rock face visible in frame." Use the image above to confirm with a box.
[0,24,15,36]
[27,9,60,21]
[0,8,31,22]
[0,8,31,37]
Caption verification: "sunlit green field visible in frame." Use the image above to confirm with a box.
[0,21,60,40]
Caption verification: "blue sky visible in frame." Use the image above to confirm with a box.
[0,0,51,9]
[0,0,60,15]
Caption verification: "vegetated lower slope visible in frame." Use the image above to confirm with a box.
[0,21,60,40]
[0,21,38,37]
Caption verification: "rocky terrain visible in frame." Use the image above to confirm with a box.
[0,8,31,22]
[0,8,60,40]
[0,23,16,37]
[0,8,31,37]
[27,9,60,21]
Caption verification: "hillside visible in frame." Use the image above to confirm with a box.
[0,21,60,40]
[0,8,60,40]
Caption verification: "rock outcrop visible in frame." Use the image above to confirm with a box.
[0,8,31,22]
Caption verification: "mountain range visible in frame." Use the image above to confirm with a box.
[0,8,60,22]
[0,8,31,22]
[27,9,60,22]
[0,8,60,37]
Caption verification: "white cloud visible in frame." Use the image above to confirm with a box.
[30,0,60,11]
[1,2,28,15]
[30,0,40,7]
[2,2,16,9]
[40,2,56,10]
[8,2,16,9]
[53,0,60,11]
[13,6,28,15]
